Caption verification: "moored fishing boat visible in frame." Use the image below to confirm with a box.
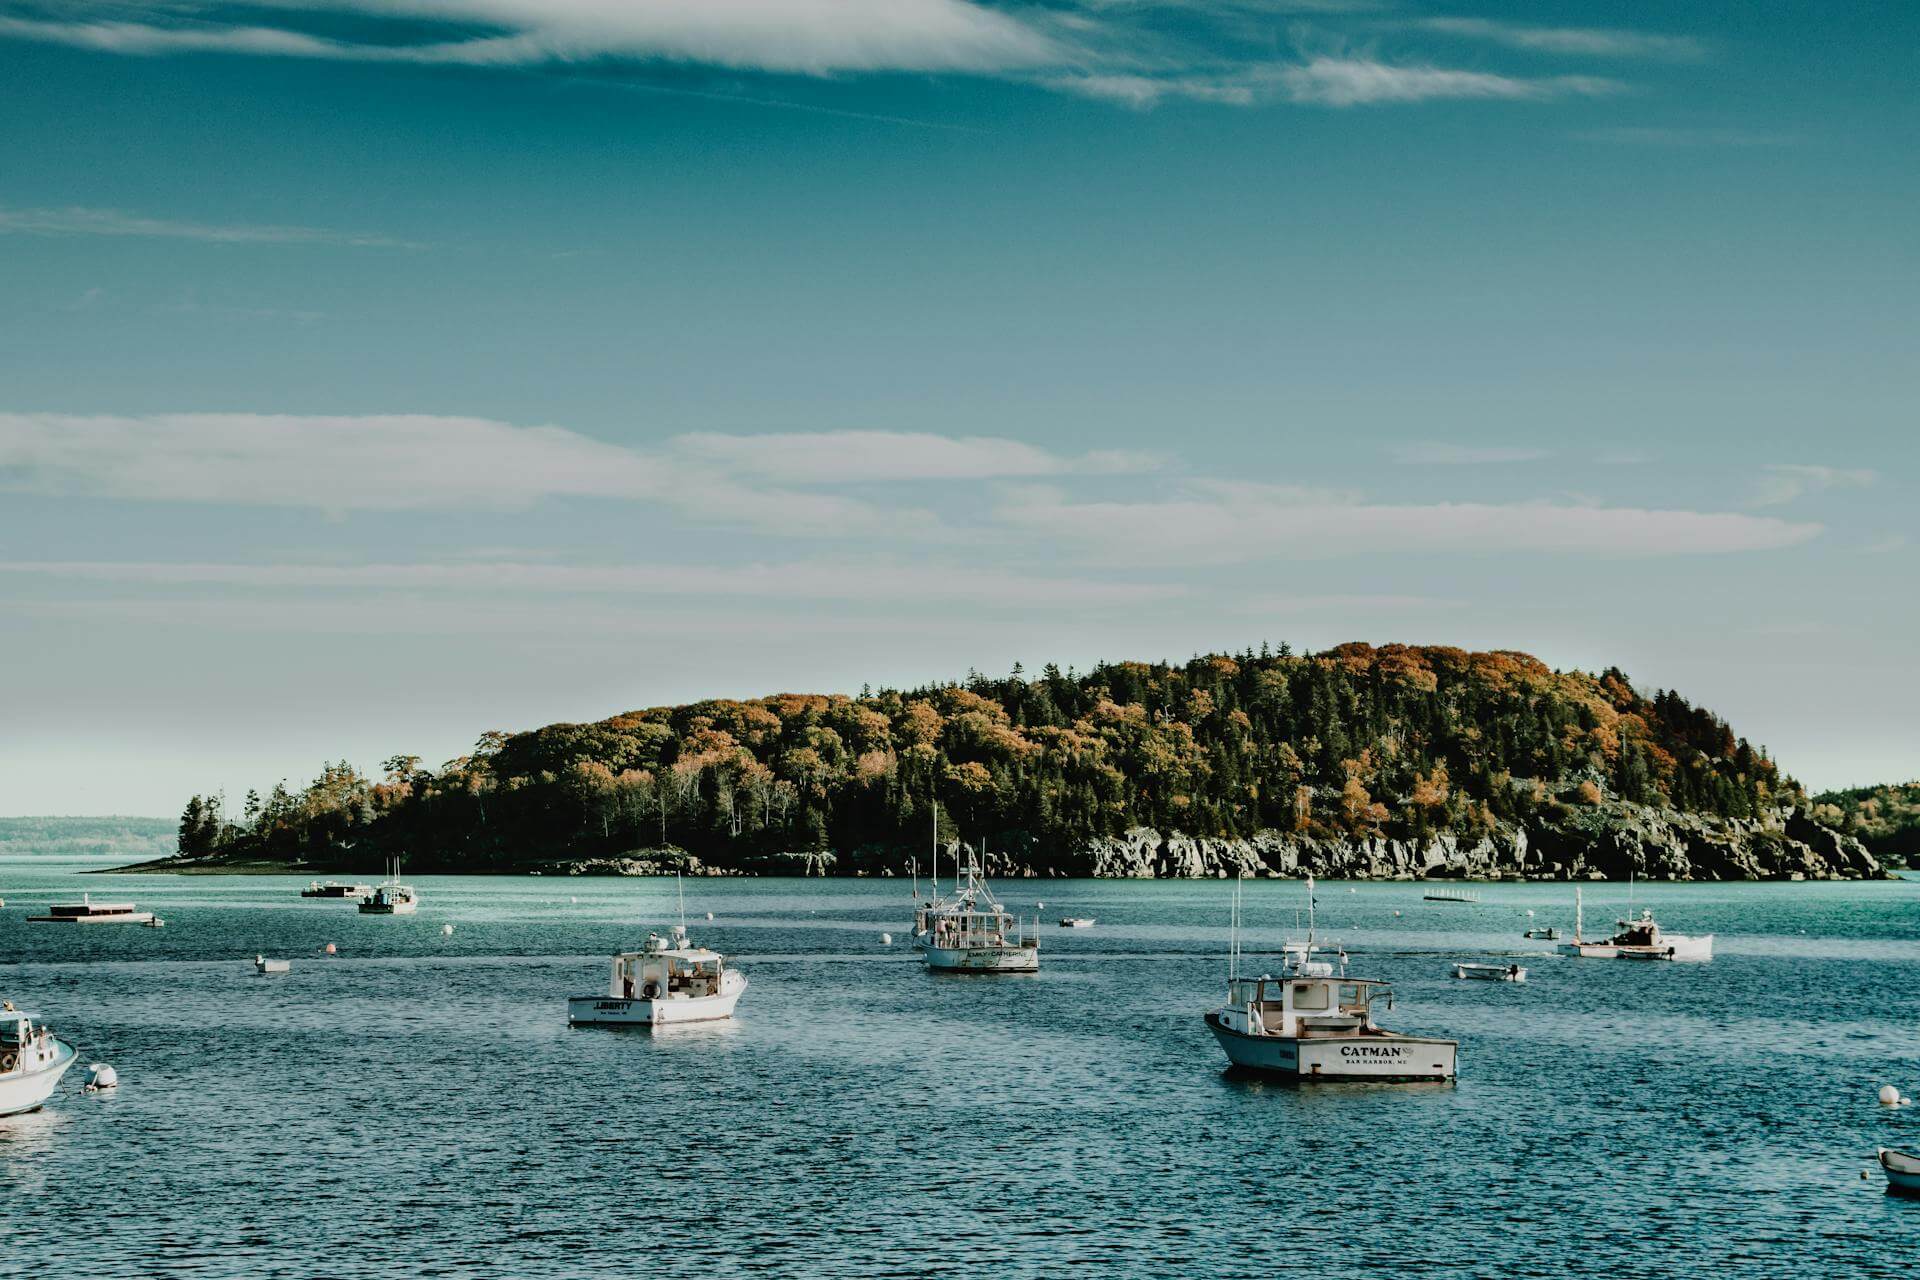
[914,856,1038,973]
[357,859,418,915]
[1059,917,1095,928]
[1880,1147,1920,1196]
[1206,876,1458,1082]
[1559,888,1712,961]
[26,894,155,925]
[909,807,1038,973]
[0,1004,78,1117]
[567,925,746,1027]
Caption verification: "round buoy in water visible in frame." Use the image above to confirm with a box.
[441,924,454,936]
[880,933,893,946]
[1036,901,1045,909]
[324,942,337,955]
[570,896,578,904]
[1526,909,1535,918]
[1880,1084,1902,1106]
[706,912,714,921]
[1393,911,1401,918]
[84,1063,118,1091]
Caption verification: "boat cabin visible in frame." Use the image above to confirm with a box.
[1217,975,1395,1040]
[605,930,727,1001]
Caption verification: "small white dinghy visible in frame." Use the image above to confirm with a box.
[253,955,290,975]
[0,1005,78,1117]
[1058,917,1095,928]
[568,925,746,1027]
[1452,963,1526,982]
[1880,1147,1920,1196]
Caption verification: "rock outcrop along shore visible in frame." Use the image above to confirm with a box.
[548,802,1880,881]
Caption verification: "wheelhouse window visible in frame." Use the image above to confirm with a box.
[1293,983,1331,1011]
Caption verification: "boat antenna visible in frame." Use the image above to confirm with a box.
[931,797,939,897]
[1575,885,1583,944]
[1228,870,1240,983]
[1306,872,1316,950]
[677,870,686,930]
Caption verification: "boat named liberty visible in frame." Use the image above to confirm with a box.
[568,925,746,1027]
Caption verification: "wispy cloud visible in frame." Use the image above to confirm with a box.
[1418,18,1704,61]
[0,414,1146,534]
[1753,464,1876,507]
[996,481,1820,563]
[0,412,908,534]
[1278,57,1618,107]
[1392,442,1551,466]
[0,203,414,248]
[0,1,1062,75]
[1859,534,1909,556]
[0,4,1643,113]
[671,430,1157,483]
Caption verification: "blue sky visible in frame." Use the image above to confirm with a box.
[1,0,1915,815]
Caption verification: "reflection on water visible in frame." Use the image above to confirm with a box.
[2,860,1918,1276]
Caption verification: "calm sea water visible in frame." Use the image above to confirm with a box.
[3,857,1917,1278]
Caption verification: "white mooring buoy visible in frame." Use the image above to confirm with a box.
[1526,909,1536,918]
[880,933,893,946]
[706,912,714,921]
[442,924,454,936]
[1880,1084,1906,1107]
[83,1063,118,1092]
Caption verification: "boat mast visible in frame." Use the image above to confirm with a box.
[677,870,686,930]
[1306,872,1316,950]
[1575,886,1583,944]
[930,799,939,898]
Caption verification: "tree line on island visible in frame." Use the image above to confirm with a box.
[173,642,1832,874]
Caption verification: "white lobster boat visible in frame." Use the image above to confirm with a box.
[1559,888,1712,961]
[568,925,746,1027]
[913,857,1037,973]
[1205,876,1457,1082]
[301,880,371,900]
[0,1005,78,1117]
[358,860,419,915]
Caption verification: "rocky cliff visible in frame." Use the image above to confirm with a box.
[549,801,1882,881]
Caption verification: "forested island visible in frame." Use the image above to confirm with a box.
[144,643,1887,881]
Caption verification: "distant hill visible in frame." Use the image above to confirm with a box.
[0,815,176,860]
[1811,781,1920,867]
[159,643,1882,881]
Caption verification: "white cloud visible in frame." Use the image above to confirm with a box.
[0,558,1180,609]
[0,1,1061,75]
[1392,442,1551,465]
[671,430,1156,483]
[1280,56,1618,106]
[1859,534,1909,555]
[1052,53,1622,110]
[1752,463,1876,507]
[996,482,1820,563]
[0,203,414,247]
[1419,19,1704,61]
[0,412,903,533]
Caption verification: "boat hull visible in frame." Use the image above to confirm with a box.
[1560,934,1713,962]
[1205,1013,1457,1081]
[568,977,746,1026]
[358,901,418,915]
[26,913,155,925]
[1882,1148,1920,1196]
[0,1038,77,1117]
[923,944,1039,973]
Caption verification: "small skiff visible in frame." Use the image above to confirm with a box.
[1452,963,1526,983]
[1881,1147,1920,1196]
